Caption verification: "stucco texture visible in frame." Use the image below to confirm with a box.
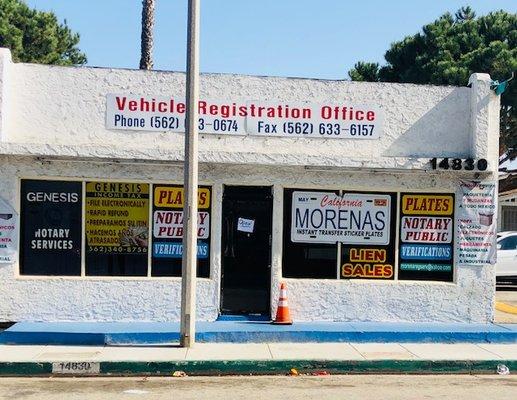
[0,158,495,323]
[5,63,472,162]
[0,57,500,323]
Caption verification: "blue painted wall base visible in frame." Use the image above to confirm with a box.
[1,321,516,345]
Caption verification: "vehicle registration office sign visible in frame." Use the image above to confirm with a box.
[291,192,391,244]
[106,94,383,139]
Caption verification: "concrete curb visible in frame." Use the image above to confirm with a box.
[0,359,516,377]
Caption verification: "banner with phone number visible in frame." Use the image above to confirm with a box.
[85,182,149,254]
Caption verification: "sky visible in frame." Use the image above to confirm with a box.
[26,0,516,80]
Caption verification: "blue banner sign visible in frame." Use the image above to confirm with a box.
[153,241,209,259]
[400,244,451,261]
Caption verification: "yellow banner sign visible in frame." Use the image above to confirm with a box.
[85,182,149,252]
[341,263,394,278]
[154,186,210,209]
[341,247,393,278]
[401,194,453,216]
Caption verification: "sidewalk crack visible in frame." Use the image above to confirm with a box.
[399,344,421,359]
[475,344,503,360]
[266,343,274,360]
[348,343,366,360]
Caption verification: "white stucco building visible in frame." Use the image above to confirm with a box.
[0,48,500,323]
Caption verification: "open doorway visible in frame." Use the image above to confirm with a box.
[220,185,273,316]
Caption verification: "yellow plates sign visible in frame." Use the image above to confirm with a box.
[401,194,453,216]
[153,186,210,209]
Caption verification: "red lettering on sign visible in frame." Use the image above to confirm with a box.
[115,97,127,111]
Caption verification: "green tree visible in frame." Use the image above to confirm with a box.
[0,0,86,65]
[348,7,516,159]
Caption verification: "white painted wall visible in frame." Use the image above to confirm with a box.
[0,49,500,323]
[1,53,475,162]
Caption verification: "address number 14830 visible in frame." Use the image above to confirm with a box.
[430,158,488,171]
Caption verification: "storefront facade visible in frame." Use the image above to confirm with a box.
[0,48,500,323]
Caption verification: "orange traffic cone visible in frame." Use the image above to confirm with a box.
[272,282,293,325]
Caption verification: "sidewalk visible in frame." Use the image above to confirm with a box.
[2,321,517,345]
[1,342,516,376]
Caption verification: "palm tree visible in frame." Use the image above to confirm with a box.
[139,0,155,70]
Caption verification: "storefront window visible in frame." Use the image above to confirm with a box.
[20,179,82,276]
[398,193,454,282]
[282,189,338,279]
[340,192,397,280]
[19,179,211,278]
[85,181,149,276]
[284,188,455,282]
[151,185,211,278]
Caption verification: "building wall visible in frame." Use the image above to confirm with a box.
[0,50,500,323]
[0,157,495,323]
[4,60,472,161]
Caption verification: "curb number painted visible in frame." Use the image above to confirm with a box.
[52,362,100,374]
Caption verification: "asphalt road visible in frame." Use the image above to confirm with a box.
[497,289,517,305]
[495,288,517,323]
[0,375,516,400]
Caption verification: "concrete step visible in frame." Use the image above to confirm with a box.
[1,321,517,345]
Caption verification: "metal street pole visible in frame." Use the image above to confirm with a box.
[180,0,200,348]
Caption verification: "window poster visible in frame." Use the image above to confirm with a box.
[457,181,496,266]
[0,197,18,264]
[85,182,149,276]
[398,193,454,281]
[291,191,391,245]
[283,189,338,279]
[151,185,211,277]
[20,180,82,275]
[339,192,397,279]
[85,182,149,254]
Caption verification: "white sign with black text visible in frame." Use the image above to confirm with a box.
[153,210,209,239]
[291,192,391,244]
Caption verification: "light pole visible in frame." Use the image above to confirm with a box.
[180,0,200,348]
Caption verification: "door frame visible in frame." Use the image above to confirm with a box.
[219,184,273,316]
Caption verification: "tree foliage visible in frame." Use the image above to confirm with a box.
[0,0,86,65]
[348,7,517,159]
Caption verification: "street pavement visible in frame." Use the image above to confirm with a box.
[0,375,516,400]
[497,288,517,306]
[495,288,517,324]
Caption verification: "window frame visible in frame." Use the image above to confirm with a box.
[281,186,456,283]
[19,178,83,277]
[281,188,340,280]
[16,176,213,280]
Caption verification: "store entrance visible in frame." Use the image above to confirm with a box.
[221,185,273,316]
